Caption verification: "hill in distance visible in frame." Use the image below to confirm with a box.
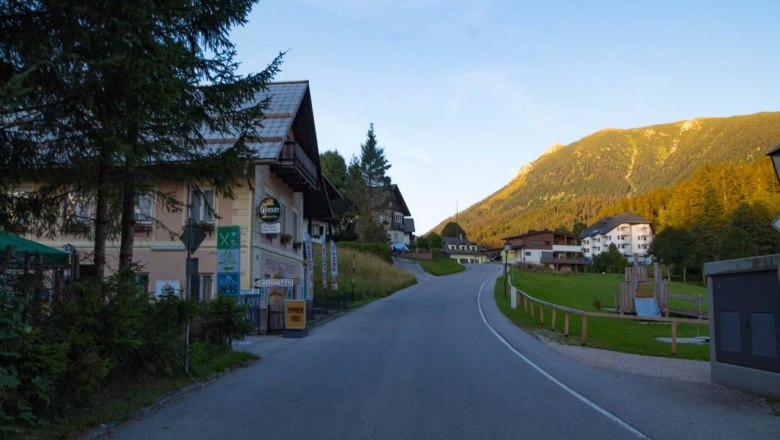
[433,112,780,247]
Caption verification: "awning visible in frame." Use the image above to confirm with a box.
[0,232,70,267]
[391,243,408,251]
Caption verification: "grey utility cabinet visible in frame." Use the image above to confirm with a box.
[704,254,780,398]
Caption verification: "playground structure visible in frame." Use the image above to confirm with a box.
[616,264,668,317]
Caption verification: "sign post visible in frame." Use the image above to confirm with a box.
[179,219,207,375]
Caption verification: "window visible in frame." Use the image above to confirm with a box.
[188,188,214,224]
[198,273,214,301]
[9,189,31,227]
[68,192,92,224]
[135,194,153,224]
[135,273,150,294]
[279,202,286,234]
[292,212,298,242]
[525,251,532,256]
[394,213,403,224]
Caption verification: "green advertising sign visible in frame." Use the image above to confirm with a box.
[257,197,281,223]
[217,225,240,249]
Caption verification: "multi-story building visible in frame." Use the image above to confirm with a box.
[579,212,654,264]
[504,230,585,271]
[382,184,415,249]
[14,80,331,302]
[443,236,488,264]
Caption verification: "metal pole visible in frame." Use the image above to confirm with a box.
[503,251,508,297]
[184,227,192,375]
[352,251,355,303]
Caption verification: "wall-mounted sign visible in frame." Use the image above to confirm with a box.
[257,197,281,223]
[260,223,281,234]
[254,278,294,288]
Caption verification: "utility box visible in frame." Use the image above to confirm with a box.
[704,254,780,398]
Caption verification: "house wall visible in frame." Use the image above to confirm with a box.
[583,222,653,264]
[252,165,305,301]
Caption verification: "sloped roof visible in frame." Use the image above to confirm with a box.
[204,81,313,161]
[390,184,411,216]
[579,212,652,239]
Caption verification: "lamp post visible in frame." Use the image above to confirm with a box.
[767,145,780,231]
[503,242,511,296]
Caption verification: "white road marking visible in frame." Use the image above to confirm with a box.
[477,271,650,439]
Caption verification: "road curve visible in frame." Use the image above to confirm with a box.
[105,264,780,440]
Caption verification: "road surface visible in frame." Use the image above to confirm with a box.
[105,263,780,439]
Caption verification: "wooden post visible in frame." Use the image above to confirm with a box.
[564,312,570,337]
[581,316,588,346]
[551,308,557,332]
[523,296,528,313]
[539,304,544,325]
[671,321,677,355]
[530,301,535,319]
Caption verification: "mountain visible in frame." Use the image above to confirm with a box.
[434,112,780,247]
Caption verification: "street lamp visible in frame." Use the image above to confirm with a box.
[503,242,511,296]
[767,145,780,184]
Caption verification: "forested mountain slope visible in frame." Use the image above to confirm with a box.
[434,112,780,247]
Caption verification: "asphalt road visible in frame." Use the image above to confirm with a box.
[105,263,780,440]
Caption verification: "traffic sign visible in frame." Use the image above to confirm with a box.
[180,222,206,251]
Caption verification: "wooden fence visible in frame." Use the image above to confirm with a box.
[513,287,707,355]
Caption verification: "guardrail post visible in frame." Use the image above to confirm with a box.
[581,316,588,346]
[530,301,535,319]
[671,321,677,355]
[523,295,528,312]
[564,312,570,337]
[551,308,557,332]
[539,304,544,325]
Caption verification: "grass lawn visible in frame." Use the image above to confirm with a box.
[497,268,710,360]
[415,255,466,276]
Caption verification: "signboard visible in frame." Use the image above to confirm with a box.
[321,236,327,289]
[304,233,314,300]
[254,278,294,288]
[773,216,780,232]
[216,225,240,297]
[155,280,180,298]
[260,223,281,234]
[330,239,339,290]
[257,197,281,223]
[285,300,306,330]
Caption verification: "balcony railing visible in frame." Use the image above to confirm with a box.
[273,142,318,192]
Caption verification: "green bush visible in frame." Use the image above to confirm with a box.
[0,293,68,436]
[192,296,252,348]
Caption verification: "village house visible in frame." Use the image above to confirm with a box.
[504,230,585,271]
[443,236,488,264]
[382,184,415,251]
[579,212,654,264]
[17,81,331,304]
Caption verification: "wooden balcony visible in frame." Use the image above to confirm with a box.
[272,141,318,192]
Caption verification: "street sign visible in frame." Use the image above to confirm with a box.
[773,216,780,232]
[180,222,206,251]
[217,225,240,297]
[254,278,294,288]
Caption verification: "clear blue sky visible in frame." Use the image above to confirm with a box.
[231,0,780,235]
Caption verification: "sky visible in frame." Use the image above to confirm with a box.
[230,0,780,234]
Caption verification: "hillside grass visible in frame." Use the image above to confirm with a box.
[416,255,465,276]
[314,244,416,300]
[497,268,709,360]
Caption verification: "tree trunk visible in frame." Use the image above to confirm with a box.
[93,178,109,281]
[119,176,136,270]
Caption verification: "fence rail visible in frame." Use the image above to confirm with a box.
[513,287,707,355]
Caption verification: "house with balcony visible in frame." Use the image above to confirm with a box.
[504,230,585,271]
[579,212,654,264]
[13,81,330,304]
[382,184,415,250]
[443,236,488,264]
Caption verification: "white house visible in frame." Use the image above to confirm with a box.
[579,212,653,264]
